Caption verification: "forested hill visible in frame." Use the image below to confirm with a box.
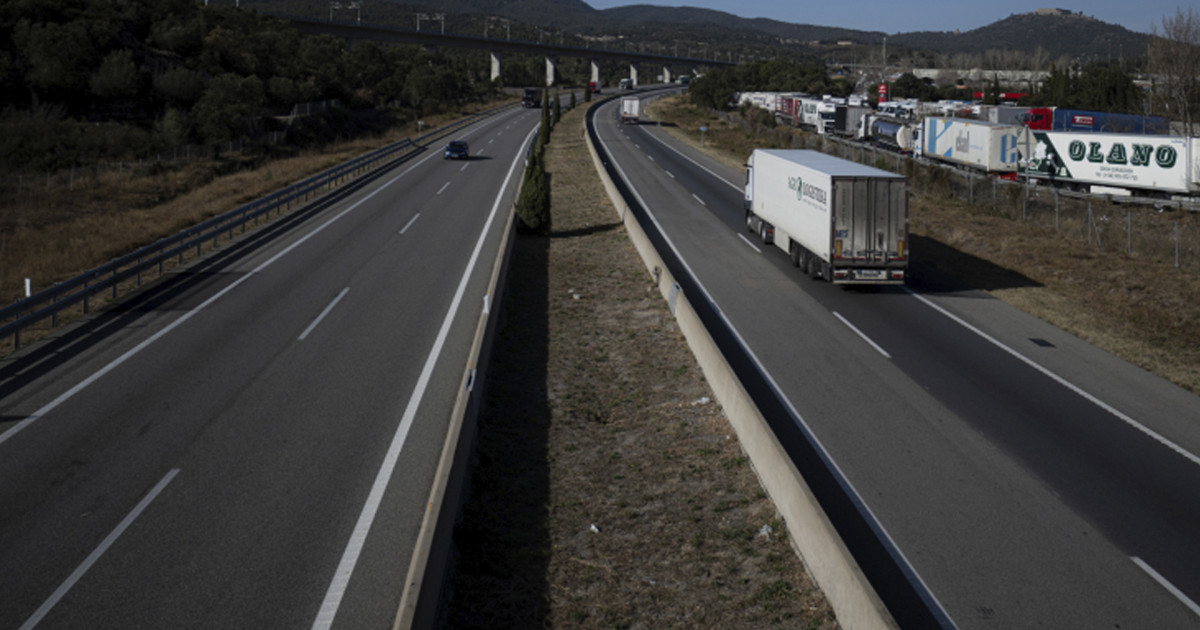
[0,0,496,172]
[331,0,1149,60]
[888,10,1149,61]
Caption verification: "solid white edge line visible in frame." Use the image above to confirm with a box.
[737,233,761,253]
[905,288,1200,469]
[19,469,180,630]
[299,288,350,341]
[594,104,959,627]
[1131,557,1200,618]
[833,311,891,359]
[399,213,420,235]
[0,109,508,449]
[309,122,540,630]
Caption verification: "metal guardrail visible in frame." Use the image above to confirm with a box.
[0,103,516,351]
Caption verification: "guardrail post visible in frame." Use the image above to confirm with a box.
[1127,211,1132,256]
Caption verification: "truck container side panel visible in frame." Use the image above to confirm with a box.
[1018,130,1192,193]
[1192,138,1200,190]
[753,151,833,261]
[1053,109,1170,134]
[924,117,1020,172]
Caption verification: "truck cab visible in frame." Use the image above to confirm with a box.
[521,87,541,108]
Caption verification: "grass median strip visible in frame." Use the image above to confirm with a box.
[443,100,837,627]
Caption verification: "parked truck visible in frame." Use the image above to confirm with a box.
[921,117,1022,173]
[774,94,822,130]
[1018,129,1200,196]
[620,97,640,123]
[817,101,871,137]
[859,114,920,153]
[1019,107,1170,134]
[744,149,909,285]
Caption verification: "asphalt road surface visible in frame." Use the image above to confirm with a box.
[0,106,541,629]
[594,93,1200,629]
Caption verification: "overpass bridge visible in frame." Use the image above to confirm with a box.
[277,15,735,87]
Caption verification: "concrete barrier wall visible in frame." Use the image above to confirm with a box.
[393,203,520,630]
[585,115,899,630]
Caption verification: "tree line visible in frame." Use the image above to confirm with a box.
[0,0,501,172]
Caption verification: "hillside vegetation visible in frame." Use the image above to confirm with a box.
[0,0,498,173]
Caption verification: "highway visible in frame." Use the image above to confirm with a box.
[0,106,540,629]
[593,93,1200,629]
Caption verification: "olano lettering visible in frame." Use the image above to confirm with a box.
[1067,140,1176,169]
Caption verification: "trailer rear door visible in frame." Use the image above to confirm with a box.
[833,177,907,263]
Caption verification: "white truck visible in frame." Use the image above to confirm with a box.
[744,150,909,285]
[920,117,1021,173]
[620,97,640,124]
[817,101,871,137]
[1018,129,1200,196]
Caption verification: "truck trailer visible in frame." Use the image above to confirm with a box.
[921,117,1022,173]
[817,102,871,137]
[860,115,920,153]
[1018,129,1200,196]
[620,97,640,123]
[1019,107,1170,134]
[744,150,909,285]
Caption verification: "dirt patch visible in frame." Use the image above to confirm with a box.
[442,104,838,627]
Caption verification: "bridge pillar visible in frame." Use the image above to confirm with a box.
[590,60,600,86]
[490,52,502,82]
[663,67,672,84]
[629,64,639,87]
[545,56,557,86]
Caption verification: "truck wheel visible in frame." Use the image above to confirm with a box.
[759,223,772,244]
[790,246,801,267]
[745,212,755,233]
[806,255,819,280]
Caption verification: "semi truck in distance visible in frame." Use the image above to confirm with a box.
[1019,107,1170,134]
[744,150,909,285]
[620,97,640,123]
[521,87,541,108]
[859,114,920,153]
[817,101,871,137]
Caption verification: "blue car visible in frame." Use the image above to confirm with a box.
[444,140,469,160]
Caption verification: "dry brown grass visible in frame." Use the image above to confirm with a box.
[445,100,837,628]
